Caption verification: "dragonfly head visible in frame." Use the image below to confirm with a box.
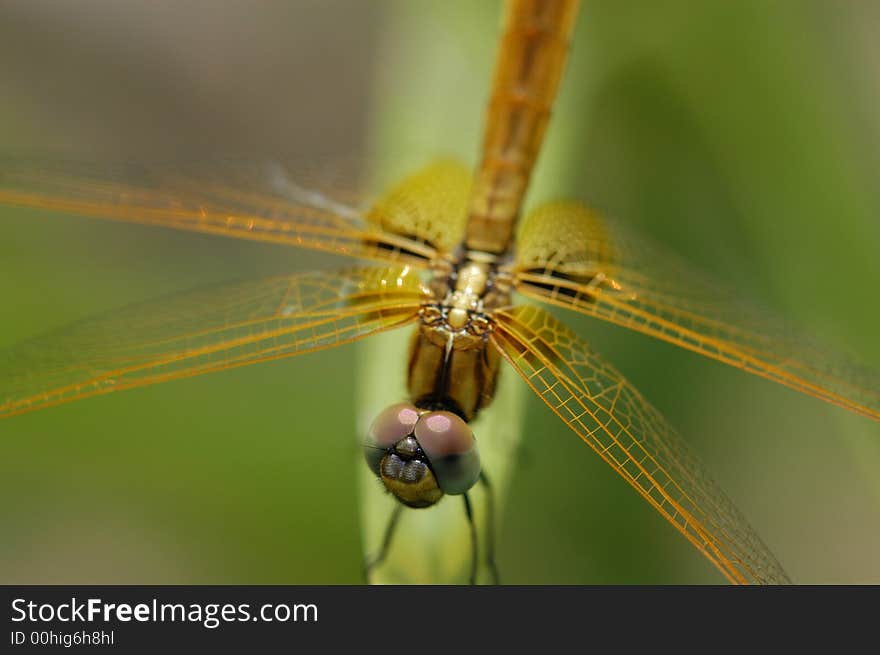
[365,402,481,508]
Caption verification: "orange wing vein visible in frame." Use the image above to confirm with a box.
[491,304,790,584]
[514,202,880,422]
[0,266,425,418]
[0,159,441,267]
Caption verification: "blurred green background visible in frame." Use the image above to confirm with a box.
[1,0,878,584]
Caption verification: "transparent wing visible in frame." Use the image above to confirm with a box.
[0,266,424,418]
[514,202,880,422]
[0,158,471,267]
[492,304,790,584]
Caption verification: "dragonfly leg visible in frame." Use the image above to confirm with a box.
[363,503,404,584]
[463,493,478,585]
[479,471,501,585]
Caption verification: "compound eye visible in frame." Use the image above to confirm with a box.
[369,402,420,448]
[365,402,420,476]
[414,411,480,495]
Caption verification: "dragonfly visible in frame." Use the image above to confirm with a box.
[1,0,879,585]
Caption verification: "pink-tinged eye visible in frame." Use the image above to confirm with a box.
[368,402,420,448]
[415,411,480,495]
[414,411,471,456]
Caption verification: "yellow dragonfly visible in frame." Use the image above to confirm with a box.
[1,0,879,585]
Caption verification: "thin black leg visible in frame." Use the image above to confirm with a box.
[463,493,478,585]
[479,471,500,585]
[364,504,403,584]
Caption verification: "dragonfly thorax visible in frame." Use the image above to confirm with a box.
[403,253,508,427]
[423,252,512,337]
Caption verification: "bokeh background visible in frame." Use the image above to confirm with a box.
[1,0,878,583]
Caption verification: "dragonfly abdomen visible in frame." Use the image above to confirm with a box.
[465,0,580,255]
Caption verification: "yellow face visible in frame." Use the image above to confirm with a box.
[378,450,444,509]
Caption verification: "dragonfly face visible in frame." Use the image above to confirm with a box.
[365,402,480,507]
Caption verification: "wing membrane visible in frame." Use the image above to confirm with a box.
[0,159,442,266]
[492,304,790,584]
[365,160,472,255]
[514,202,880,422]
[0,266,424,418]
